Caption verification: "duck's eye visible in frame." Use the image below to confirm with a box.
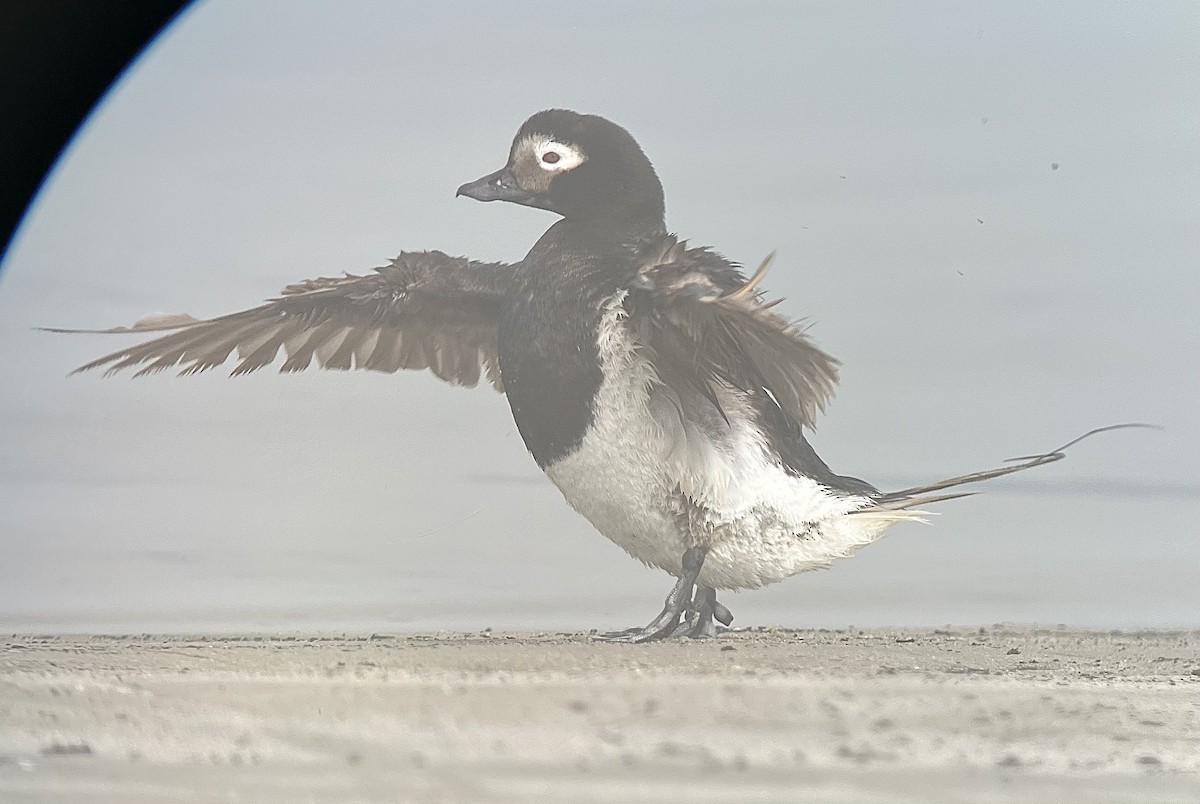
[532,140,588,172]
[532,139,585,172]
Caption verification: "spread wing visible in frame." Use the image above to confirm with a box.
[46,251,515,390]
[625,237,838,430]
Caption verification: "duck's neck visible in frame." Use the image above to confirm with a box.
[567,201,667,243]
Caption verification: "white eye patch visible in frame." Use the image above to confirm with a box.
[535,140,586,172]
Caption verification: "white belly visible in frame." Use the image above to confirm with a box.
[544,297,894,590]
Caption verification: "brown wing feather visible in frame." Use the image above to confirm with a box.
[627,237,839,430]
[51,251,515,392]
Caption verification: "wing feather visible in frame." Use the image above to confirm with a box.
[49,251,515,392]
[627,236,839,430]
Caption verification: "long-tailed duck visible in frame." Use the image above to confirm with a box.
[50,110,1143,641]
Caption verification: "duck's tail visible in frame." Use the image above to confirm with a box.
[849,423,1158,517]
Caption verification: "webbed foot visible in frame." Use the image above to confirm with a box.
[595,549,734,643]
[596,571,696,643]
[666,586,734,639]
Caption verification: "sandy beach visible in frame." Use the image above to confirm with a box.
[1,627,1196,802]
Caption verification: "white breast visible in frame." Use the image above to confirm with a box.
[544,295,899,590]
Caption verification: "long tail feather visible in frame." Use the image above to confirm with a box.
[873,423,1159,506]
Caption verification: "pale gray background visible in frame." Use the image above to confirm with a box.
[2,1,1197,632]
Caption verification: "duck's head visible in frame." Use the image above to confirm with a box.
[457,109,664,226]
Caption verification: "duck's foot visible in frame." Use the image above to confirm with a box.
[595,567,697,643]
[596,548,735,643]
[666,586,735,639]
[713,597,734,627]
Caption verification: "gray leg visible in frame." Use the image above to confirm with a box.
[596,546,708,643]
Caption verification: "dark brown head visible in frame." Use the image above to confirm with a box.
[457,109,665,227]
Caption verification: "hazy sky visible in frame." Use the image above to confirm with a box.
[1,1,1197,631]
